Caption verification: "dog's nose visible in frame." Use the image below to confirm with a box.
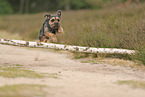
[55,22,59,26]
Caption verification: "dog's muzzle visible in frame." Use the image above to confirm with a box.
[51,22,60,29]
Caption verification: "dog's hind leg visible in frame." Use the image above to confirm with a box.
[45,32,57,43]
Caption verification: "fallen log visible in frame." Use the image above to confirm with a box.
[0,39,135,54]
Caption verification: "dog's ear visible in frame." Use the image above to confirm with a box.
[57,10,61,18]
[44,14,51,19]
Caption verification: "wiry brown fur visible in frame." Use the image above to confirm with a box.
[38,10,63,44]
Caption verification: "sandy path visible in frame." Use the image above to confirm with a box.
[0,44,145,97]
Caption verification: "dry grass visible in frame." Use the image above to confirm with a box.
[0,64,58,78]
[81,57,145,70]
[0,13,44,40]
[118,80,145,89]
[0,30,21,39]
[59,4,145,49]
[0,84,47,97]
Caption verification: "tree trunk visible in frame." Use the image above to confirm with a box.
[19,0,24,14]
[25,0,29,13]
[65,0,70,11]
[0,39,135,55]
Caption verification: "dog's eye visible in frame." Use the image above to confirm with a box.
[51,19,55,22]
[57,19,60,22]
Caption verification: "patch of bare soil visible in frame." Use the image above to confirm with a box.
[0,44,145,97]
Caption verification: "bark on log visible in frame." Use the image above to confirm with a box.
[0,39,135,55]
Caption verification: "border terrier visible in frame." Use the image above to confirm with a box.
[38,10,63,43]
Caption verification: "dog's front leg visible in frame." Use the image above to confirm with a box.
[45,32,57,42]
[58,26,64,33]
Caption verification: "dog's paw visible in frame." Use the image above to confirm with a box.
[37,40,42,46]
[58,26,63,33]
[52,37,58,43]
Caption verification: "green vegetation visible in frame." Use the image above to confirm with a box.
[60,4,145,65]
[118,80,145,89]
[4,0,145,14]
[0,64,58,78]
[86,0,121,9]
[4,0,126,13]
[60,4,145,49]
[0,3,144,65]
[0,84,47,97]
[81,56,145,70]
[0,0,13,14]
[72,52,90,59]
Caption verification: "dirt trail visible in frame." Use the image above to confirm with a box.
[0,44,145,97]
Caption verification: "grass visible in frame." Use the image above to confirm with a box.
[0,30,21,40]
[118,80,145,89]
[0,64,58,78]
[80,55,145,70]
[0,3,145,65]
[74,52,145,70]
[72,52,90,59]
[0,84,47,97]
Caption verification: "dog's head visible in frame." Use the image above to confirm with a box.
[44,10,62,30]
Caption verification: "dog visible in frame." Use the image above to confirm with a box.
[38,10,63,43]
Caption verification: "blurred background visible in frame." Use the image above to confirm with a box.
[0,0,145,14]
[0,0,145,64]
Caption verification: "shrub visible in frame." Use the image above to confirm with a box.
[59,3,145,64]
[61,0,91,10]
[0,0,13,14]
